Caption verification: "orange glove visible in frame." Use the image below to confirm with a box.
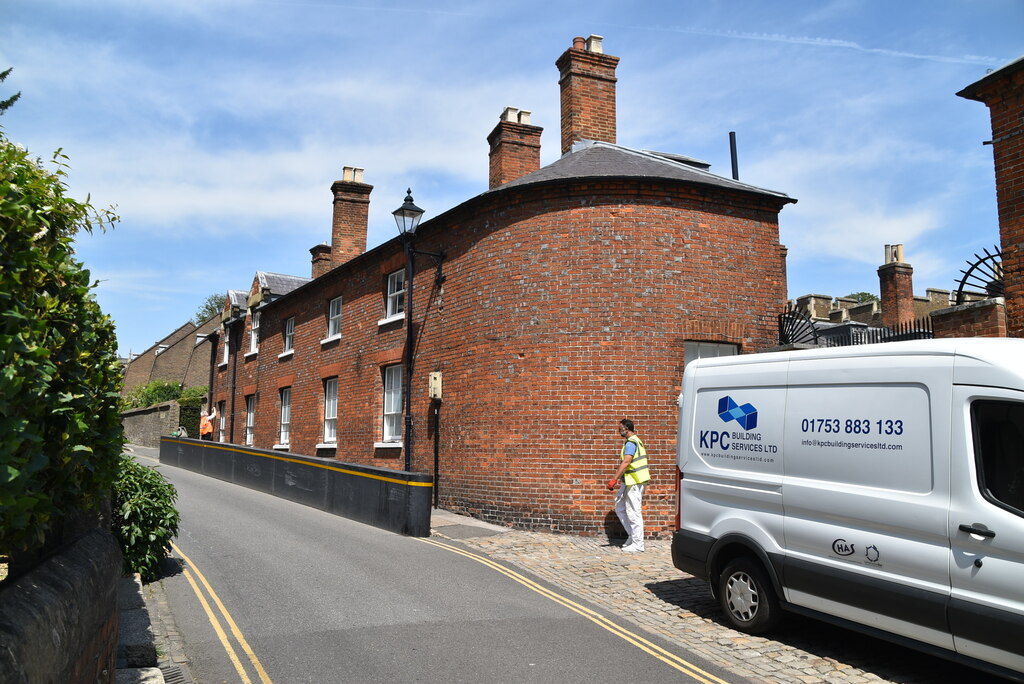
[607,478,618,491]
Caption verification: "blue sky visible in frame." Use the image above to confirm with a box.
[3,1,1022,357]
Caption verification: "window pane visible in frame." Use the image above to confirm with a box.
[383,365,403,441]
[284,317,294,352]
[328,297,342,337]
[387,271,406,317]
[280,388,291,445]
[685,341,738,365]
[218,401,226,442]
[249,312,260,353]
[245,395,255,445]
[324,378,338,443]
[972,400,1024,515]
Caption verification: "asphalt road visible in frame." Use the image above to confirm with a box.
[141,452,736,683]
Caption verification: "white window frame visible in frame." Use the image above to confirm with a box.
[684,341,738,365]
[327,297,343,338]
[385,270,406,320]
[217,401,226,443]
[276,387,291,448]
[282,317,295,354]
[244,395,255,446]
[248,311,260,355]
[221,330,229,366]
[323,378,338,445]
[382,364,403,443]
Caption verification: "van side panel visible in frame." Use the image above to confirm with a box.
[780,356,954,651]
[677,359,788,580]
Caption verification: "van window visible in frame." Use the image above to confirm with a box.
[972,400,1024,517]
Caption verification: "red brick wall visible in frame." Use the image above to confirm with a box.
[878,262,915,328]
[210,179,787,536]
[556,39,619,154]
[487,119,542,189]
[960,63,1024,337]
[330,179,371,267]
[931,298,1007,338]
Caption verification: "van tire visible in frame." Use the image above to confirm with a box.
[718,557,780,634]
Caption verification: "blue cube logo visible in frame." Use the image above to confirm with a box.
[718,396,758,430]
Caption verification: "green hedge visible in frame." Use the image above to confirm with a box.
[0,133,123,554]
[112,453,179,581]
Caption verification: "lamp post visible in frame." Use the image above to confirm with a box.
[393,189,444,472]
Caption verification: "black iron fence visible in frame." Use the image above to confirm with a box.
[779,309,934,348]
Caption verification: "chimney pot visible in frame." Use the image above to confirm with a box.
[585,35,604,53]
[518,109,531,124]
[572,36,586,50]
[501,106,519,122]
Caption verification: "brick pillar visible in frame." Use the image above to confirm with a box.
[487,107,543,189]
[330,166,372,266]
[310,243,332,278]
[878,244,915,328]
[555,35,619,154]
[958,59,1024,337]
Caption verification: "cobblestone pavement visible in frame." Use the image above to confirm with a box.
[436,524,1001,684]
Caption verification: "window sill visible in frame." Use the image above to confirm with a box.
[377,313,405,327]
[374,441,403,449]
[218,362,228,369]
[315,442,337,450]
[244,351,258,360]
[278,350,293,359]
[320,335,342,346]
[272,443,289,451]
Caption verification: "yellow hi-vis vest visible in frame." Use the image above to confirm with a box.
[620,435,650,486]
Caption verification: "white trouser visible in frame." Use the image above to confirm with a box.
[614,482,646,548]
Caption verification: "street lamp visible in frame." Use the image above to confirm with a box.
[392,189,444,472]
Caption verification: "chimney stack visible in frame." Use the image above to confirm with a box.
[310,243,332,278]
[556,34,619,154]
[878,244,915,328]
[329,166,371,266]
[487,107,543,189]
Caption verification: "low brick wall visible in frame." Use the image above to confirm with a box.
[931,297,1006,338]
[0,529,123,683]
[121,401,181,447]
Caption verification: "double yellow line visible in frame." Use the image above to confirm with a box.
[418,537,729,684]
[170,541,273,684]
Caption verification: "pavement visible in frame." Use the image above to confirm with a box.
[131,506,992,684]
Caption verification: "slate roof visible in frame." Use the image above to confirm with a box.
[227,290,248,309]
[494,140,795,204]
[256,271,311,297]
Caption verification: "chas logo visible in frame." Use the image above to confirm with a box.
[718,396,758,430]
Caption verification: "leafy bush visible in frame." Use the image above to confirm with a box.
[0,132,122,554]
[120,378,183,411]
[177,385,208,407]
[111,453,179,581]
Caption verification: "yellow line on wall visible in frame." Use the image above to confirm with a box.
[172,541,274,684]
[163,439,432,487]
[418,537,729,684]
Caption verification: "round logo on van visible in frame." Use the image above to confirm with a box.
[832,539,856,556]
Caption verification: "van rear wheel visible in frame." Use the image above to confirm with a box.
[718,557,780,634]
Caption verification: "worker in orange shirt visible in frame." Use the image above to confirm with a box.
[199,401,217,441]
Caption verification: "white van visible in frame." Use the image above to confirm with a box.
[672,339,1024,680]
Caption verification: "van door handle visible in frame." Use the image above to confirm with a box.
[958,523,996,538]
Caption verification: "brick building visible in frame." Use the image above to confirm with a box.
[956,55,1024,338]
[210,36,795,536]
[121,316,219,396]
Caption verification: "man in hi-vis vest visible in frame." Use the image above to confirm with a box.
[607,418,650,553]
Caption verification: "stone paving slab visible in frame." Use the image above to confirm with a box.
[437,527,1000,684]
